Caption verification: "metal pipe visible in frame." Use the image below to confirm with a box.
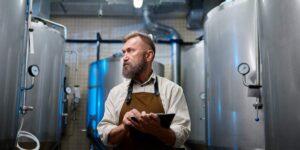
[22,0,34,109]
[254,0,263,122]
[32,16,67,39]
[171,42,181,84]
[66,38,194,45]
[143,7,181,39]
[75,50,78,85]
[65,50,79,85]
[143,6,182,84]
[96,32,101,61]
[22,77,35,91]
[22,35,30,108]
[255,0,261,88]
[66,39,121,43]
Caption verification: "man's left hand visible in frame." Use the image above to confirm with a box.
[130,111,161,134]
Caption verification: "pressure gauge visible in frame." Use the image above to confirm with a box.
[237,63,250,75]
[200,92,206,100]
[65,86,72,95]
[28,65,40,77]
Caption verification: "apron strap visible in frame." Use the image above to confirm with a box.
[154,76,160,96]
[126,76,160,104]
[125,80,134,104]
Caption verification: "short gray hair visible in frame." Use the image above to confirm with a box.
[123,31,156,54]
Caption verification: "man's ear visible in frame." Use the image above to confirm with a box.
[145,50,154,62]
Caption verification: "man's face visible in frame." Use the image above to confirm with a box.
[121,37,147,79]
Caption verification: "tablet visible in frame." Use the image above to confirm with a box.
[157,113,175,128]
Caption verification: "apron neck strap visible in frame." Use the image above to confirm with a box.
[154,76,160,96]
[125,80,134,104]
[125,76,160,104]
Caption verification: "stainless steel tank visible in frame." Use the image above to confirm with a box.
[0,0,26,149]
[258,0,300,149]
[181,41,206,144]
[22,20,65,148]
[87,54,164,139]
[204,0,265,149]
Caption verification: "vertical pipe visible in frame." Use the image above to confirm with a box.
[65,50,78,85]
[22,0,34,109]
[96,32,101,61]
[171,41,181,84]
[143,7,181,84]
[75,50,78,85]
[255,0,261,87]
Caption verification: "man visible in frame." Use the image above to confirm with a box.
[97,31,190,150]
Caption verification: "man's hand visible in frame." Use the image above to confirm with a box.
[108,109,140,145]
[130,111,161,134]
[110,109,176,146]
[130,111,176,146]
[122,109,138,129]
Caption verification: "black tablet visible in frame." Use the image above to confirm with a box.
[157,113,175,128]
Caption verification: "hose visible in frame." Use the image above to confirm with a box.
[16,117,40,150]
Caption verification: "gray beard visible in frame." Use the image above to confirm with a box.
[122,57,146,79]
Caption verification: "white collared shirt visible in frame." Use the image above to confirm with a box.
[97,72,191,147]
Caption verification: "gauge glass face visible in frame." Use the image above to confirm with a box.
[200,93,206,100]
[66,87,72,94]
[30,65,39,76]
[238,63,250,75]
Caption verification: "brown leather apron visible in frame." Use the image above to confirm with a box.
[115,77,173,150]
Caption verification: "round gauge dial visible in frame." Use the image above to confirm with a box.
[200,93,206,100]
[65,87,72,94]
[237,63,250,75]
[28,65,40,77]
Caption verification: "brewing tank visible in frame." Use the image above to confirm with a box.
[22,20,65,149]
[181,41,206,144]
[204,0,265,149]
[0,0,26,149]
[87,55,164,138]
[259,0,300,149]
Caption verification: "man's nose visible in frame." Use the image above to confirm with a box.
[123,54,129,61]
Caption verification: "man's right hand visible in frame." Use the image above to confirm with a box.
[123,108,141,126]
[108,109,141,145]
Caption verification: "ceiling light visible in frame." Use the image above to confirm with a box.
[133,0,143,8]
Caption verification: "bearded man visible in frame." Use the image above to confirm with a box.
[97,31,190,150]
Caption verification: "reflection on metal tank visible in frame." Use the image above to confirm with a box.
[259,0,300,149]
[87,55,164,138]
[181,41,206,143]
[22,21,65,148]
[0,0,26,149]
[204,0,265,149]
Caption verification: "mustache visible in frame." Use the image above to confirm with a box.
[123,62,131,66]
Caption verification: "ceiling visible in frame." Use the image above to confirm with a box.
[51,0,187,17]
[49,0,224,30]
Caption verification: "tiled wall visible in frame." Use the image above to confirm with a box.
[51,16,200,150]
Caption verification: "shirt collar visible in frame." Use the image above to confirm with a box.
[125,71,157,86]
[139,71,156,86]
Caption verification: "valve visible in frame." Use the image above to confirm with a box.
[20,105,34,115]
